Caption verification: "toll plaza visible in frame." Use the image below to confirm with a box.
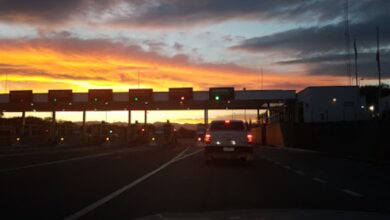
[0,87,296,147]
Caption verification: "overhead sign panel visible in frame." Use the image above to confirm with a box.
[169,88,193,101]
[129,89,153,102]
[9,90,33,103]
[209,87,234,101]
[88,89,113,102]
[48,90,72,103]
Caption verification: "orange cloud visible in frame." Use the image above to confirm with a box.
[0,37,345,93]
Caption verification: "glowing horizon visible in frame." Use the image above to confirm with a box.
[3,110,264,125]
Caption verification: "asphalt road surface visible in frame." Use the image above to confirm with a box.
[1,142,390,219]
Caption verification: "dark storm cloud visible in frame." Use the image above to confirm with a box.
[0,0,347,27]
[0,0,116,24]
[0,0,386,30]
[111,0,344,27]
[276,50,390,78]
[232,12,390,55]
[231,0,390,77]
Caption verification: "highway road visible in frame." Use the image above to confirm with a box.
[1,142,390,219]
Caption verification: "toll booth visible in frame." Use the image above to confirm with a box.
[14,123,51,147]
[128,122,152,146]
[162,121,178,146]
[0,126,16,147]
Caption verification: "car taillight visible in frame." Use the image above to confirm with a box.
[204,133,212,144]
[246,133,253,144]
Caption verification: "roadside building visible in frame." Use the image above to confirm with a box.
[380,95,390,119]
[296,86,367,123]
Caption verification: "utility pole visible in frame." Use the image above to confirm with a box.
[353,38,358,86]
[376,27,382,116]
[344,0,352,85]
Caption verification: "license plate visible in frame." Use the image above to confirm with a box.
[223,147,235,152]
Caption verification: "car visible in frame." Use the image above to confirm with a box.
[204,120,254,162]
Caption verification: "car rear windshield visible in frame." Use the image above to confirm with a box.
[210,121,245,131]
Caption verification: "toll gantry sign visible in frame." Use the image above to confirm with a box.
[9,90,33,103]
[209,87,235,101]
[129,89,153,102]
[169,88,193,101]
[48,90,73,103]
[88,89,113,103]
[0,88,296,112]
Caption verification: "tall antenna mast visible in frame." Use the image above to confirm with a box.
[376,27,382,116]
[353,38,358,86]
[344,0,352,85]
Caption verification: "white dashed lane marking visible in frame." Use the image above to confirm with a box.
[312,177,327,184]
[261,151,366,199]
[295,170,305,175]
[341,189,364,198]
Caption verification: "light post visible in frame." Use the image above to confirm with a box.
[358,78,364,86]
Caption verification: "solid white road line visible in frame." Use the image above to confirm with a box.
[274,161,281,165]
[341,189,364,198]
[295,170,305,175]
[312,177,328,184]
[283,165,291,169]
[0,149,134,173]
[64,147,190,220]
[174,146,190,159]
[174,149,204,162]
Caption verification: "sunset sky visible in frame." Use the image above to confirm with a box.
[0,0,389,123]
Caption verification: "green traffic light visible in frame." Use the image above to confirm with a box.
[134,97,139,101]
[94,98,98,102]
[215,96,220,101]
[53,98,57,102]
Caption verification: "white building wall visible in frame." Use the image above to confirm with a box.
[297,86,363,122]
[380,95,390,112]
